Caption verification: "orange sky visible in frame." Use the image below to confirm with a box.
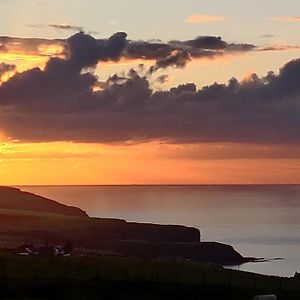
[0,140,300,185]
[1,42,300,185]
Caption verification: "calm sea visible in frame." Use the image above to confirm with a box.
[18,185,300,277]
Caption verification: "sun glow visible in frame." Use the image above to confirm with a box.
[0,52,47,77]
[37,44,65,57]
[0,140,300,185]
[0,69,16,83]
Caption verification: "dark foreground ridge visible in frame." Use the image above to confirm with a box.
[0,254,299,300]
[0,186,88,217]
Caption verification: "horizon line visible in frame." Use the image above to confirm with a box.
[12,183,300,188]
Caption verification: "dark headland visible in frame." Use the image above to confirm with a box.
[0,186,249,265]
[1,187,300,300]
[0,186,88,217]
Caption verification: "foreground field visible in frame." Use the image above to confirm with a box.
[0,253,299,299]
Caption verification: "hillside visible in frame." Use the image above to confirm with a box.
[0,186,88,217]
[0,208,251,265]
[0,186,250,265]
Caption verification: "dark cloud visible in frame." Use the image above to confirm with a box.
[126,36,255,72]
[0,32,127,111]
[49,23,83,32]
[260,34,275,38]
[66,31,127,70]
[169,36,228,50]
[0,32,300,145]
[156,74,169,84]
[170,36,256,53]
[0,32,128,62]
[226,43,256,52]
[1,33,298,74]
[149,50,191,74]
[0,34,256,71]
[26,23,99,35]
[257,45,300,52]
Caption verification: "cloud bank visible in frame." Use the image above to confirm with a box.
[1,33,296,74]
[49,23,84,32]
[0,33,256,72]
[0,32,300,144]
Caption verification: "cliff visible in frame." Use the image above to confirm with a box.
[0,186,88,217]
[0,187,248,265]
[80,240,246,264]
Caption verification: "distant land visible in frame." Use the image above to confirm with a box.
[0,186,88,217]
[15,184,300,187]
[0,186,253,265]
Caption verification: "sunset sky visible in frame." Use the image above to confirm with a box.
[1,0,300,185]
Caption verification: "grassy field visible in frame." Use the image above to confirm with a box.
[0,253,299,299]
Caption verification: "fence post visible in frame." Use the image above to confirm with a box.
[65,261,69,280]
[150,270,155,283]
[202,271,206,285]
[0,258,5,279]
[254,275,258,290]
[278,277,283,291]
[228,271,232,287]
[124,268,128,283]
[95,267,101,280]
[35,261,40,282]
[174,272,180,288]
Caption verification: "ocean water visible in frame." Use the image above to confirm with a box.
[19,185,300,277]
